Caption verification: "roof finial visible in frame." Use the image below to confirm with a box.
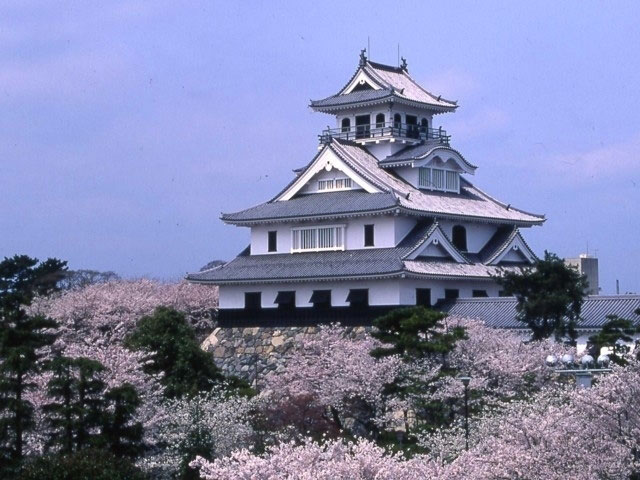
[400,56,408,71]
[359,48,367,67]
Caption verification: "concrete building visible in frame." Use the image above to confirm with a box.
[565,254,599,295]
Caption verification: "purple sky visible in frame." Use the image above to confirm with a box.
[1,2,639,293]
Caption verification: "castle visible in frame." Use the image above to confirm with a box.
[187,51,544,326]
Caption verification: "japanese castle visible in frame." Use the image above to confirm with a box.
[187,51,545,326]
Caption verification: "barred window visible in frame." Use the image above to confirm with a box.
[418,167,460,193]
[292,225,345,253]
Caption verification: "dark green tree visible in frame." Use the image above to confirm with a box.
[371,307,465,362]
[125,307,247,398]
[101,383,144,459]
[43,356,105,453]
[17,448,150,480]
[588,315,636,365]
[371,307,466,442]
[0,255,66,468]
[495,251,588,342]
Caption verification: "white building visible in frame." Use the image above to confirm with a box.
[187,51,545,326]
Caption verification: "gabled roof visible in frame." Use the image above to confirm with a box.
[404,222,470,264]
[310,58,457,113]
[379,144,477,173]
[483,227,537,265]
[441,295,640,330]
[221,138,545,226]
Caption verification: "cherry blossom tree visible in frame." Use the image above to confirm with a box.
[260,325,402,439]
[142,389,254,479]
[190,438,443,480]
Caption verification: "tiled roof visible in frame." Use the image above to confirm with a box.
[221,191,399,223]
[310,89,394,109]
[331,140,544,225]
[379,144,477,171]
[310,60,457,112]
[441,296,640,330]
[222,139,545,226]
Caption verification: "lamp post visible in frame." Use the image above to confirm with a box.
[458,375,472,451]
[545,353,611,388]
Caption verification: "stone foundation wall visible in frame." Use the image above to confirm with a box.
[201,325,370,386]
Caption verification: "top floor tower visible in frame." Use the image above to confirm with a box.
[311,49,456,160]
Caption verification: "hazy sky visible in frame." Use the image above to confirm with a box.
[1,1,639,293]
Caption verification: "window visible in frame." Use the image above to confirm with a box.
[335,178,352,189]
[275,291,295,310]
[291,225,345,252]
[355,115,371,139]
[420,118,429,136]
[444,289,459,300]
[318,179,334,190]
[472,290,488,298]
[268,231,277,252]
[310,290,331,309]
[416,288,431,307]
[375,113,385,129]
[346,289,369,308]
[452,225,467,251]
[393,113,402,132]
[244,292,261,310]
[446,171,459,191]
[418,167,460,193]
[318,178,352,191]
[405,114,418,138]
[341,118,351,133]
[364,224,375,247]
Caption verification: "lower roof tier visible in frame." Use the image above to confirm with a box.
[187,247,524,286]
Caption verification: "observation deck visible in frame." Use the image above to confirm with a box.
[319,121,450,146]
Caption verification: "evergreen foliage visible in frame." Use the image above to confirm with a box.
[101,383,144,459]
[588,315,637,365]
[496,251,588,341]
[17,449,150,480]
[43,356,106,453]
[125,307,246,398]
[0,255,66,467]
[371,307,466,362]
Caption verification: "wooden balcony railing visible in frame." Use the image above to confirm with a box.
[319,122,450,145]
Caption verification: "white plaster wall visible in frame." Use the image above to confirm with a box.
[250,215,415,254]
[394,166,419,188]
[220,279,401,309]
[398,278,501,305]
[220,277,501,309]
[394,216,416,244]
[439,221,498,254]
[250,224,292,254]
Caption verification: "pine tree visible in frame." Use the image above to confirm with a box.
[101,383,144,459]
[588,315,637,365]
[371,306,465,362]
[43,356,105,453]
[125,307,237,398]
[371,307,466,440]
[496,251,588,342]
[0,255,66,467]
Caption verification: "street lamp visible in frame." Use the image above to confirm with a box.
[545,353,611,388]
[458,375,472,451]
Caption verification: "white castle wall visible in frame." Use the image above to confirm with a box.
[250,215,417,254]
[219,277,501,309]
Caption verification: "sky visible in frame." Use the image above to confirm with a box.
[1,1,639,293]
